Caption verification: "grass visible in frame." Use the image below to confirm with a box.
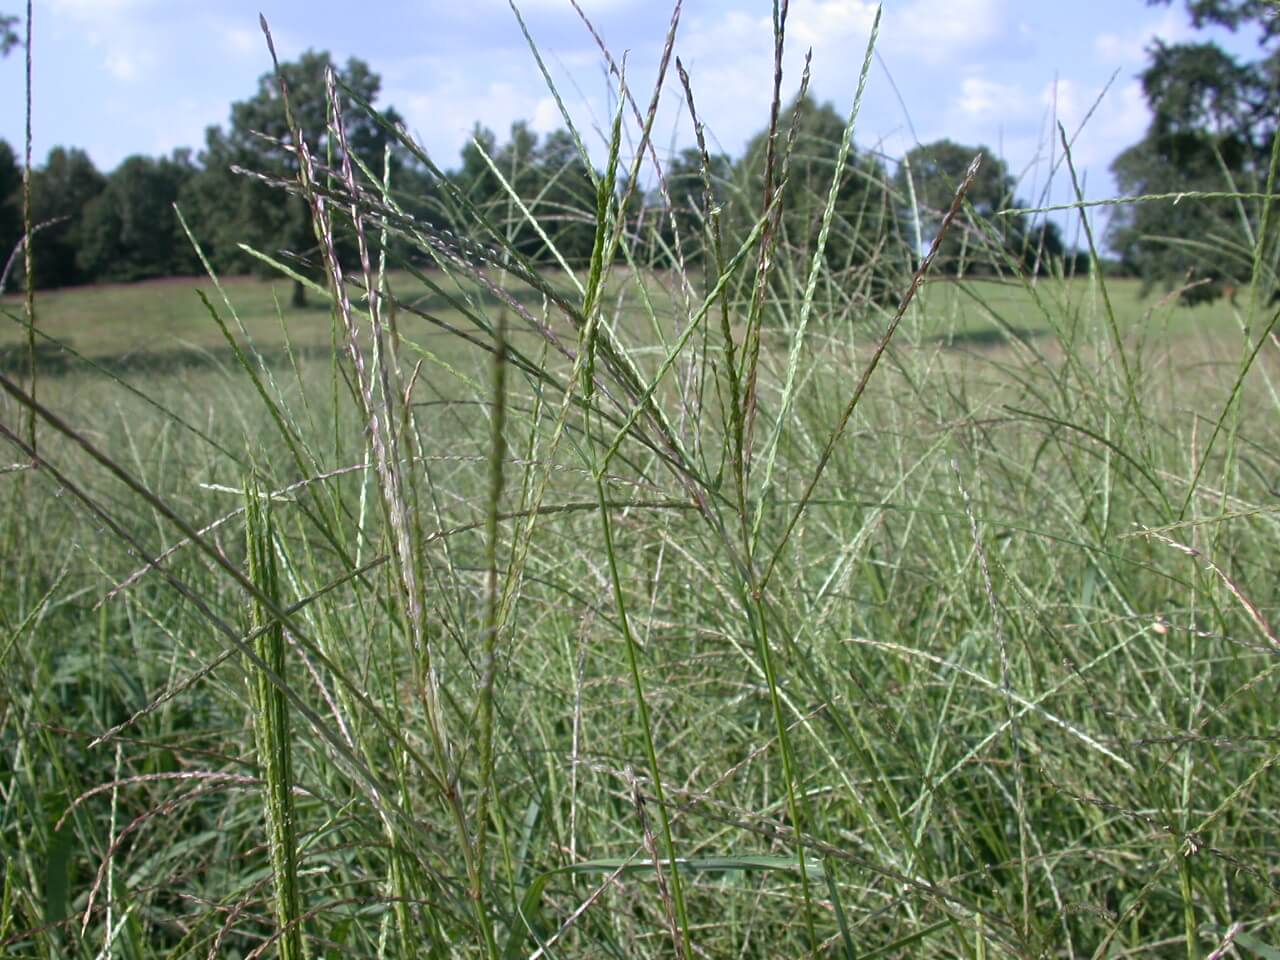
[0,270,581,379]
[3,5,1280,959]
[0,271,1249,363]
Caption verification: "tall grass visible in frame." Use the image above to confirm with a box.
[3,2,1280,958]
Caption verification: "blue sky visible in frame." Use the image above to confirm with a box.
[0,0,1266,226]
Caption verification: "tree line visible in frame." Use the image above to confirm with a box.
[0,46,1068,307]
[1,0,1273,303]
[1110,0,1280,301]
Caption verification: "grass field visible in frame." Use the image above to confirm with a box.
[4,16,1280,960]
[4,246,1279,959]
[0,270,1252,365]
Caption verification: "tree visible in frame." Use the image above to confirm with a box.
[647,146,734,266]
[21,146,105,288]
[479,120,541,260]
[1107,38,1278,296]
[449,122,598,266]
[1,10,23,285]
[1147,0,1280,42]
[182,50,402,306]
[729,95,906,305]
[453,124,501,206]
[0,139,20,282]
[1,12,19,57]
[895,139,1065,276]
[78,151,199,282]
[1110,4,1280,297]
[530,128,597,264]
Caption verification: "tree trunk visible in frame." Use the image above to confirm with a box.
[291,278,307,309]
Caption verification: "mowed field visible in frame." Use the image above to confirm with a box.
[0,269,1254,369]
[3,264,1280,958]
[0,271,543,370]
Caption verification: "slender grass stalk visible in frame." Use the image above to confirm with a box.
[1057,124,1145,467]
[582,76,693,958]
[475,302,508,880]
[740,0,792,483]
[9,4,1280,957]
[743,594,819,948]
[304,48,495,955]
[754,5,882,543]
[1176,117,1280,521]
[675,58,738,474]
[825,861,858,960]
[21,0,34,460]
[762,153,983,591]
[243,482,305,960]
[1178,852,1199,960]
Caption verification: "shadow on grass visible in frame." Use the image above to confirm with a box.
[0,339,336,378]
[926,324,1043,348]
[2,317,1045,377]
[398,281,561,316]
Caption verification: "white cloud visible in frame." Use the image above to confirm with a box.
[48,0,155,21]
[891,0,1015,64]
[47,0,167,84]
[1042,76,1079,115]
[955,77,1031,118]
[1050,78,1148,168]
[648,8,773,154]
[1095,29,1147,64]
[391,65,608,167]
[104,51,138,81]
[221,25,260,57]
[531,96,562,134]
[671,1,885,158]
[1095,8,1191,65]
[470,0,638,10]
[790,0,879,52]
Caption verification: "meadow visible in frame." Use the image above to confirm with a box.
[0,271,1237,348]
[3,15,1280,960]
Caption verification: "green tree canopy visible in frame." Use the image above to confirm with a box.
[645,146,734,267]
[78,151,199,282]
[1108,1,1280,298]
[0,139,20,283]
[895,139,1065,276]
[1,11,18,57]
[729,94,905,305]
[449,121,597,266]
[24,146,105,288]
[181,49,402,305]
[1107,36,1278,296]
[529,128,597,264]
[1147,0,1280,42]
